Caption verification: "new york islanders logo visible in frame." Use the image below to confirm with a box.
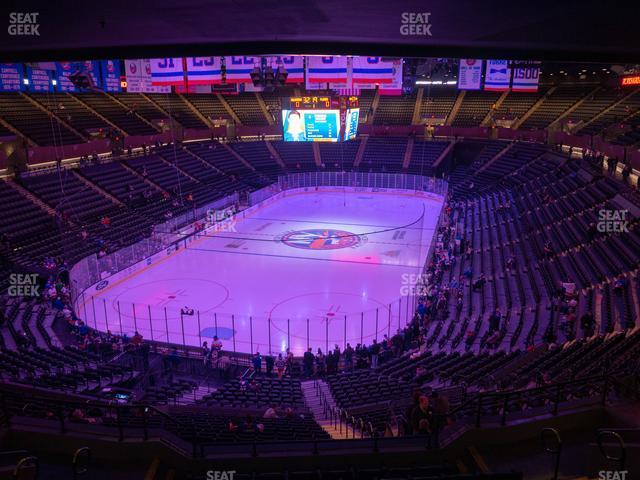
[281,229,361,250]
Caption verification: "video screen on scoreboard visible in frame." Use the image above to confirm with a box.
[344,108,360,141]
[282,109,340,142]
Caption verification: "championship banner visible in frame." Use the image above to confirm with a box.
[150,58,185,86]
[457,59,483,90]
[511,66,540,92]
[26,66,52,92]
[306,56,349,85]
[124,59,171,93]
[185,57,222,85]
[267,56,304,83]
[55,61,100,92]
[351,57,395,84]
[100,60,121,92]
[224,56,259,83]
[484,59,511,91]
[0,63,24,91]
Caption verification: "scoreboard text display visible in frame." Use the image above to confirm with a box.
[289,96,332,109]
[282,109,340,142]
[282,96,359,142]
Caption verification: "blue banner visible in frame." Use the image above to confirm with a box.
[55,61,101,91]
[0,63,24,91]
[101,59,121,92]
[26,66,52,92]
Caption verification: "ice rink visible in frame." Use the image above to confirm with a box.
[81,189,444,355]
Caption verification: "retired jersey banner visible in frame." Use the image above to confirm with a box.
[186,57,222,85]
[306,56,349,85]
[125,59,171,93]
[511,66,540,92]
[484,59,511,91]
[377,59,404,95]
[224,56,259,83]
[351,57,395,84]
[26,66,52,92]
[267,56,304,83]
[457,59,483,90]
[100,60,121,92]
[150,58,185,86]
[0,63,24,91]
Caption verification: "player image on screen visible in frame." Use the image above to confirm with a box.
[282,109,340,142]
[283,110,307,141]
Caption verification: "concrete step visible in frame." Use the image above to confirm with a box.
[320,424,351,440]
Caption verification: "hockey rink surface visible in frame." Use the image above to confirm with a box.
[84,189,444,355]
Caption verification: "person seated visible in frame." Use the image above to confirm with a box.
[613,275,627,295]
[410,395,434,437]
[472,273,486,291]
[263,405,279,419]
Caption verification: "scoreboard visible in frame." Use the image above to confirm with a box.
[282,96,359,142]
[287,96,336,109]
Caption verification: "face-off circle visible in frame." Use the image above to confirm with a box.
[280,229,361,250]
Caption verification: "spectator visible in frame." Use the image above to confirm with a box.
[252,352,262,375]
[303,348,314,377]
[472,273,486,292]
[488,309,501,334]
[370,339,380,369]
[344,343,354,371]
[131,331,143,347]
[275,353,286,379]
[285,349,294,376]
[316,348,326,376]
[404,390,421,435]
[263,405,278,419]
[410,395,434,438]
[265,353,274,377]
[202,341,210,365]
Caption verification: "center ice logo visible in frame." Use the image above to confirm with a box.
[281,229,360,250]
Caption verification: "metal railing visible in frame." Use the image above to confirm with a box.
[0,370,630,460]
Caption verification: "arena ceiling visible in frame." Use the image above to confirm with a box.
[1,0,639,62]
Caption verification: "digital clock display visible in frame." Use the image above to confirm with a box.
[289,96,331,109]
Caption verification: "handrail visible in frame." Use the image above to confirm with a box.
[441,373,612,421]
[597,430,626,470]
[0,370,626,458]
[13,456,39,479]
[541,428,562,480]
[72,447,91,479]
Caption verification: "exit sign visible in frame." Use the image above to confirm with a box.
[621,75,640,86]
